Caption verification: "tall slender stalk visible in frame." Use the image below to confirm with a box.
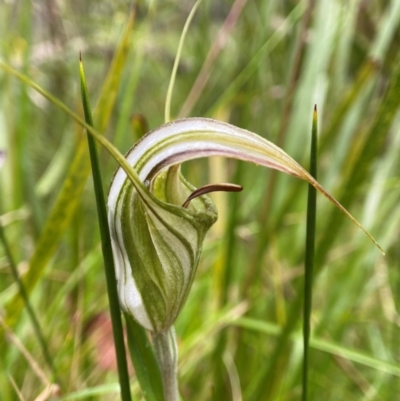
[302,105,318,401]
[79,57,132,401]
[165,0,202,123]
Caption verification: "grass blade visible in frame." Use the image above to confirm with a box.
[165,0,203,123]
[79,57,132,401]
[302,105,318,401]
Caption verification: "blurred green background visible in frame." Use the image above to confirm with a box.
[1,0,400,400]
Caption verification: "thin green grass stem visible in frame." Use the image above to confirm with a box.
[0,222,61,387]
[164,0,202,123]
[79,59,132,401]
[302,106,318,401]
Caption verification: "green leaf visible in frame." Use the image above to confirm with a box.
[302,106,318,401]
[80,57,132,401]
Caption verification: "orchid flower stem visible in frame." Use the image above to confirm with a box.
[152,327,179,401]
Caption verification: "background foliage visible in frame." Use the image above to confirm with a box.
[1,0,400,400]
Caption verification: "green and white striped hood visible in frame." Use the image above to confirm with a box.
[107,117,378,333]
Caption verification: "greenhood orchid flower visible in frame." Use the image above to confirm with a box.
[108,117,381,333]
